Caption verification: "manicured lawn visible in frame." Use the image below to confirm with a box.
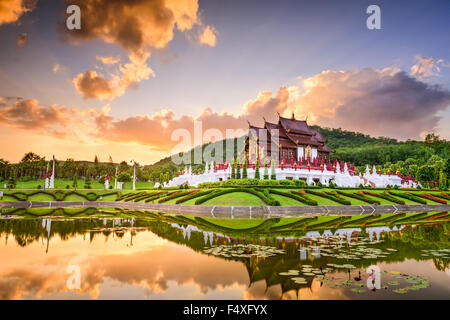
[202,192,265,206]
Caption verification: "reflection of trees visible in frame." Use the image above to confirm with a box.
[0,218,154,247]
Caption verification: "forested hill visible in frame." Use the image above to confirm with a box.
[308,125,398,149]
[146,126,448,180]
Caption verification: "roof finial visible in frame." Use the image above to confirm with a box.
[277,111,281,118]
[291,111,295,119]
[262,116,266,122]
[247,120,251,127]
[305,113,308,122]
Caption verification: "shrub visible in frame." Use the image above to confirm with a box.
[37,185,42,189]
[242,159,248,179]
[336,191,380,204]
[158,191,192,203]
[236,159,241,179]
[66,185,70,189]
[305,189,351,205]
[317,181,323,187]
[290,190,318,206]
[393,185,399,190]
[254,158,260,180]
[410,192,447,204]
[388,191,426,204]
[109,185,113,189]
[293,180,306,187]
[176,190,213,204]
[263,159,269,180]
[359,183,364,189]
[362,191,405,205]
[270,159,276,180]
[270,189,317,206]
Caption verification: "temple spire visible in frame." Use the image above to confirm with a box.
[291,111,295,119]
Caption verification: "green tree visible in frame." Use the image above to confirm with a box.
[236,158,241,179]
[118,172,132,183]
[254,158,260,180]
[231,159,235,179]
[416,165,438,182]
[72,173,78,188]
[270,159,276,180]
[242,158,248,178]
[264,159,269,179]
[439,170,447,190]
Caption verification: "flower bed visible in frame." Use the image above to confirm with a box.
[388,191,426,204]
[305,190,351,205]
[270,189,317,206]
[336,191,380,204]
[434,193,450,201]
[362,191,405,205]
[158,191,194,203]
[409,193,447,204]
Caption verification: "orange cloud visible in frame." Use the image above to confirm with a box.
[0,0,35,26]
[73,52,154,100]
[96,55,121,65]
[0,98,69,130]
[199,25,217,47]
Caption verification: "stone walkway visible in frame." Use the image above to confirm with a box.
[1,201,448,218]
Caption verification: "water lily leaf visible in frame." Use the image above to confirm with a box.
[388,281,400,286]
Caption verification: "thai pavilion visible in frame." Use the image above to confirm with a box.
[245,112,333,164]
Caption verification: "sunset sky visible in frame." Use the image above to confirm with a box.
[0,0,449,164]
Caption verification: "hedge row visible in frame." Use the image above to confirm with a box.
[324,191,352,205]
[175,190,214,204]
[3,190,120,202]
[132,192,163,202]
[336,191,380,205]
[435,193,450,200]
[362,191,405,205]
[144,192,171,203]
[198,179,307,188]
[269,189,317,206]
[411,193,447,204]
[305,190,351,205]
[158,191,194,203]
[388,191,426,204]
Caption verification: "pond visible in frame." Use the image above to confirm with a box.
[0,208,448,300]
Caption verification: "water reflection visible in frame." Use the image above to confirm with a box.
[0,212,449,300]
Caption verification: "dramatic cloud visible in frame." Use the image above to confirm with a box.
[16,32,27,46]
[291,66,450,140]
[0,98,69,131]
[0,0,35,26]
[199,25,217,47]
[2,61,449,156]
[73,52,154,100]
[96,55,121,65]
[62,0,216,101]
